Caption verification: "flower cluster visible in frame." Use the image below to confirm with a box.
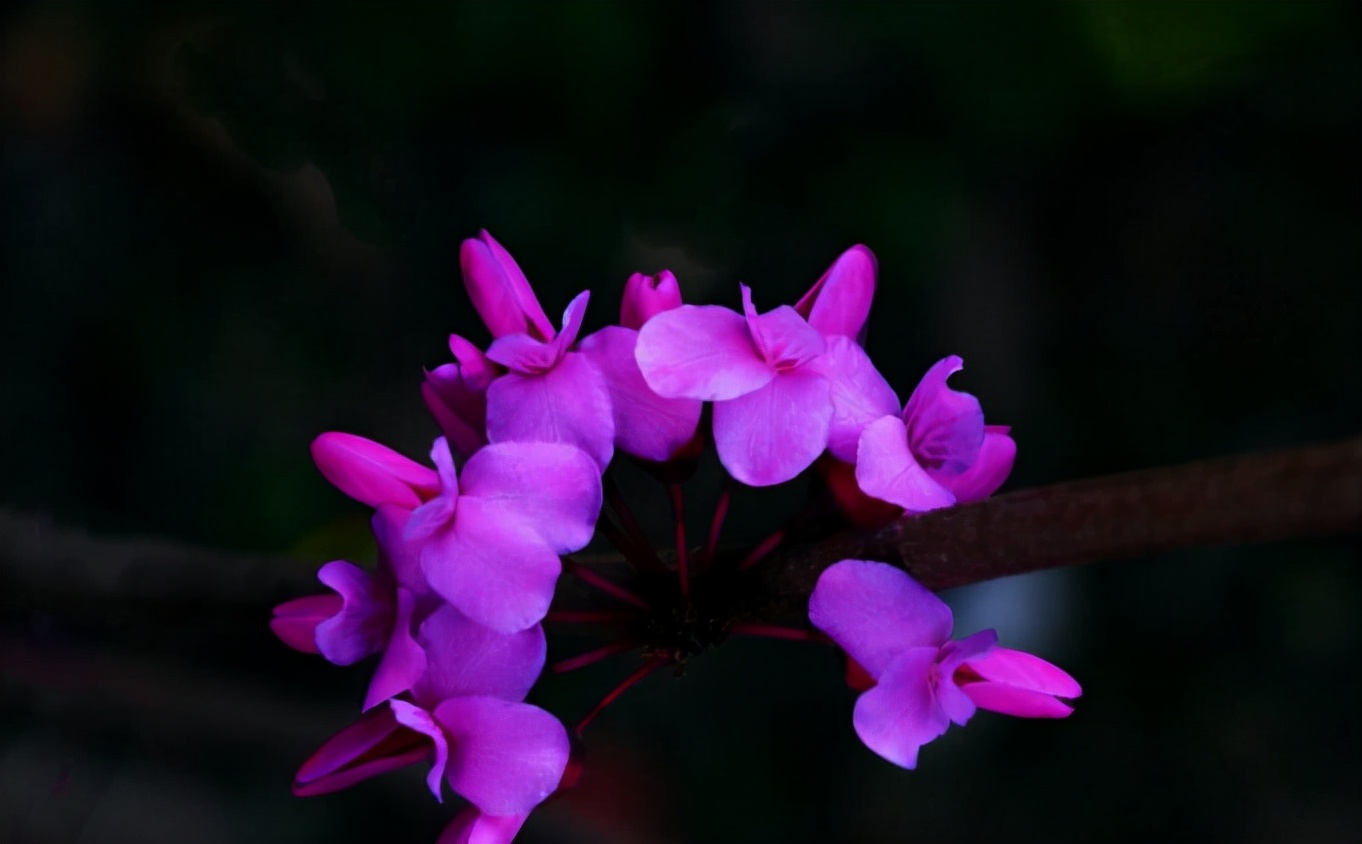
[271,231,1078,841]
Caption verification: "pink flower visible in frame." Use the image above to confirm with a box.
[423,335,496,461]
[809,560,1080,769]
[460,230,556,342]
[437,808,527,844]
[407,437,601,633]
[578,271,703,463]
[310,432,440,510]
[635,284,832,486]
[794,244,878,341]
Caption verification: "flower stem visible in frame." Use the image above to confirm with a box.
[596,515,667,577]
[736,529,785,572]
[701,482,732,574]
[564,558,651,610]
[551,639,640,674]
[729,623,827,643]
[603,472,666,575]
[575,656,668,735]
[669,483,690,600]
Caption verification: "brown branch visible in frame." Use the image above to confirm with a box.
[744,434,1362,623]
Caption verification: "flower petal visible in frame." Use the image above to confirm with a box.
[636,304,773,401]
[372,505,427,596]
[852,646,949,770]
[461,231,554,341]
[548,290,591,358]
[413,604,546,705]
[435,696,571,817]
[485,353,615,470]
[292,706,429,797]
[742,285,826,369]
[809,336,900,462]
[362,587,428,711]
[315,561,392,666]
[854,416,956,512]
[620,270,682,330]
[902,356,984,476]
[578,326,703,462]
[964,646,1082,699]
[390,700,451,801]
[423,363,489,459]
[459,441,602,553]
[808,559,953,677]
[938,428,1016,503]
[437,808,528,844]
[961,683,1075,718]
[795,244,877,340]
[485,333,560,375]
[269,594,340,654]
[311,432,439,509]
[712,368,831,486]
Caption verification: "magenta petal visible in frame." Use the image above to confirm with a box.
[435,696,570,817]
[423,364,489,459]
[422,498,562,633]
[363,588,428,711]
[485,353,615,470]
[390,700,451,801]
[964,647,1082,699]
[461,231,554,341]
[270,594,340,654]
[459,441,602,552]
[855,416,956,512]
[712,369,831,486]
[961,683,1074,718]
[939,429,1016,503]
[485,333,561,376]
[620,270,682,330]
[935,630,997,727]
[371,506,426,597]
[635,304,773,401]
[795,244,877,340]
[810,336,900,463]
[311,432,439,509]
[902,356,985,476]
[578,326,703,462]
[808,559,954,678]
[437,808,528,844]
[314,561,392,666]
[742,285,826,368]
[293,706,428,797]
[548,290,591,357]
[413,604,547,705]
[852,647,949,770]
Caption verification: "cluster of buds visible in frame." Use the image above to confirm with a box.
[270,231,1080,842]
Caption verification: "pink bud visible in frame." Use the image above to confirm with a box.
[619,270,682,330]
[459,230,555,341]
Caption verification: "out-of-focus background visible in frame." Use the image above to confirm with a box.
[2,3,1359,842]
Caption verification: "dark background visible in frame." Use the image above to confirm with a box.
[2,2,1359,843]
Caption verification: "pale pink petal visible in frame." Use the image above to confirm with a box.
[371,506,426,596]
[548,290,591,357]
[485,353,615,470]
[390,700,451,801]
[311,432,439,509]
[635,305,773,401]
[852,647,949,770]
[314,561,392,666]
[413,604,546,705]
[795,244,877,340]
[269,594,340,654]
[808,559,953,678]
[437,808,528,844]
[435,696,571,816]
[742,285,826,368]
[459,441,602,552]
[809,336,900,462]
[404,439,460,543]
[578,326,703,462]
[421,498,562,633]
[934,629,997,727]
[363,587,427,711]
[485,333,560,375]
[713,368,831,486]
[938,428,1016,503]
[423,365,488,459]
[293,706,429,797]
[961,683,1074,718]
[902,356,984,476]
[461,231,553,341]
[620,270,682,330]
[449,334,499,387]
[855,416,956,512]
[963,646,1082,699]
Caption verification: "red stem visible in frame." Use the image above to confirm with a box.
[729,623,827,643]
[551,639,640,674]
[701,483,732,573]
[736,529,786,571]
[564,558,652,610]
[575,656,668,735]
[669,483,690,600]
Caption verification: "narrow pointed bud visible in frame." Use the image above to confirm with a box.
[795,244,877,341]
[459,230,554,340]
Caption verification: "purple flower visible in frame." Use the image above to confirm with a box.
[460,230,556,342]
[407,437,601,633]
[635,284,832,486]
[436,808,527,844]
[423,335,496,461]
[809,560,1080,769]
[310,432,440,510]
[794,244,878,341]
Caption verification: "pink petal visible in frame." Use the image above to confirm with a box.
[578,326,703,462]
[311,432,439,510]
[938,429,1016,503]
[435,696,570,817]
[712,368,831,486]
[741,285,826,369]
[412,604,546,705]
[635,304,773,401]
[935,629,997,727]
[269,594,340,654]
[362,587,428,711]
[808,559,954,678]
[404,439,460,543]
[485,333,560,375]
[902,356,984,476]
[961,682,1075,718]
[963,646,1082,699]
[620,270,682,330]
[421,498,562,633]
[809,336,900,462]
[459,441,602,553]
[795,244,877,340]
[547,290,591,358]
[852,646,949,770]
[461,231,554,341]
[423,364,489,459]
[371,505,427,597]
[293,706,429,797]
[314,561,393,666]
[485,353,615,470]
[390,699,451,801]
[854,416,957,512]
[437,808,528,844]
